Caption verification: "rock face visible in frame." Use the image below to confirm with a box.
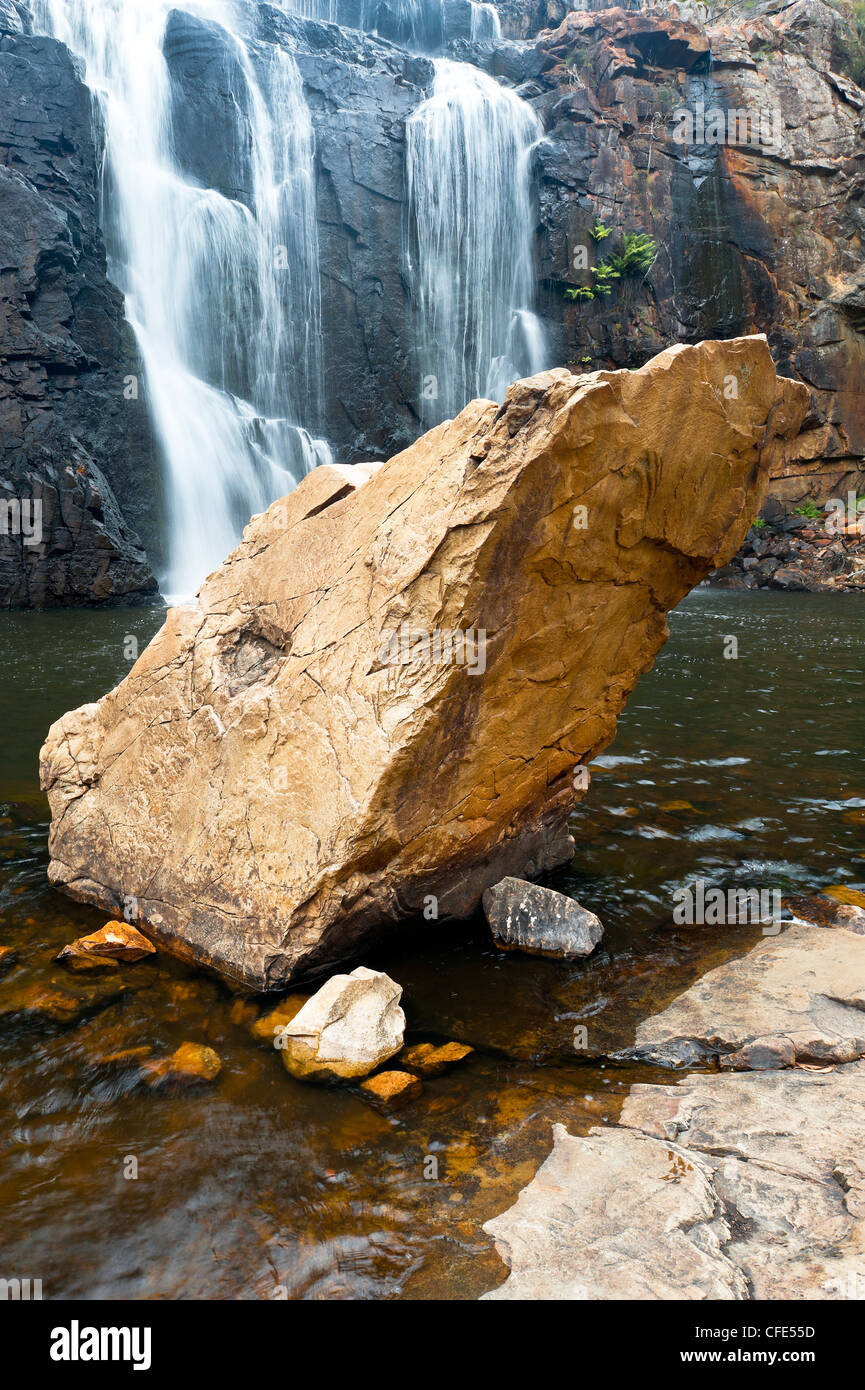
[0,24,161,603]
[627,922,865,1070]
[484,1061,865,1301]
[483,877,603,958]
[484,920,865,1301]
[531,0,865,517]
[39,337,808,989]
[278,967,405,1082]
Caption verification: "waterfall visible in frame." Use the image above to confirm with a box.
[32,0,331,598]
[406,59,547,426]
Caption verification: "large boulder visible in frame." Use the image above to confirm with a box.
[39,337,807,989]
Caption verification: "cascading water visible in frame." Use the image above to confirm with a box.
[32,0,331,597]
[406,59,547,427]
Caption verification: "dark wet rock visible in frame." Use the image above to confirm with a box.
[483,877,603,959]
[0,33,161,600]
[0,945,17,973]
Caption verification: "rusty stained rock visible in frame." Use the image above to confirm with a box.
[40,338,807,988]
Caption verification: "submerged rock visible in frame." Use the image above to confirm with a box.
[398,1040,473,1077]
[483,877,603,959]
[57,921,155,965]
[142,1042,222,1088]
[358,1070,423,1110]
[249,994,311,1046]
[39,338,807,988]
[278,967,405,1083]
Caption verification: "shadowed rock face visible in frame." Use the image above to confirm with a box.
[39,337,807,989]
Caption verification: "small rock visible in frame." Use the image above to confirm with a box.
[358,1070,423,1110]
[56,947,119,975]
[279,966,405,1082]
[399,1041,474,1077]
[58,921,155,964]
[482,878,603,959]
[249,994,310,1045]
[142,1042,222,1088]
[0,945,17,973]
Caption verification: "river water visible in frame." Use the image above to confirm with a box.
[1,590,862,1298]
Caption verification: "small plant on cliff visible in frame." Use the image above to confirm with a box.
[589,218,613,242]
[565,285,596,302]
[608,232,658,279]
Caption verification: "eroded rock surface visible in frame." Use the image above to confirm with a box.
[483,918,865,1301]
[40,338,807,988]
[483,876,604,958]
[626,922,865,1070]
[484,1062,865,1301]
[278,967,405,1082]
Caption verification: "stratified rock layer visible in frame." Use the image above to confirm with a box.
[483,920,865,1301]
[40,338,807,988]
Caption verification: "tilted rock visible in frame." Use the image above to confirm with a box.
[625,922,865,1070]
[277,967,405,1083]
[40,337,807,988]
[483,877,603,958]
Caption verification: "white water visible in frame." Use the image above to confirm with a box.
[406,59,547,426]
[33,0,331,597]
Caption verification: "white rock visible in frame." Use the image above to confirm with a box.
[279,966,405,1082]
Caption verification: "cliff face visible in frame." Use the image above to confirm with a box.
[1,0,862,605]
[528,0,865,513]
[0,10,161,604]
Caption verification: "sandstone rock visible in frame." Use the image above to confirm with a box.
[279,967,405,1082]
[627,923,865,1070]
[484,1062,865,1301]
[249,994,311,1046]
[142,1042,222,1088]
[0,978,128,1028]
[483,877,603,958]
[358,1070,423,1110]
[58,921,155,965]
[40,338,807,988]
[399,1040,474,1077]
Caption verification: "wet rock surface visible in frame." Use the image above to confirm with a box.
[39,339,807,988]
[483,876,604,957]
[0,26,160,600]
[484,919,865,1300]
[627,922,865,1070]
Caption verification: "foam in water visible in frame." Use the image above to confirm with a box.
[406,59,548,425]
[33,0,331,597]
